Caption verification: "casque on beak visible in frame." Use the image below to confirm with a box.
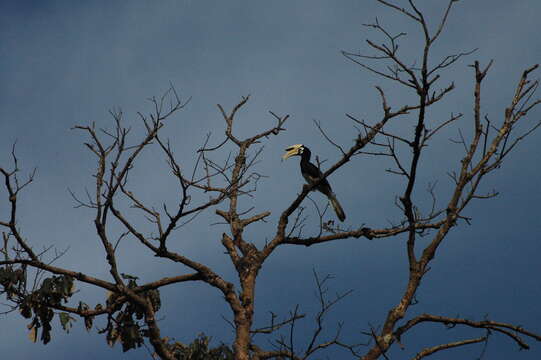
[282,144,303,161]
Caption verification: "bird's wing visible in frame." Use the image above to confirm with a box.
[301,162,332,195]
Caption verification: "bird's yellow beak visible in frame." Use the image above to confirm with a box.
[282,144,302,161]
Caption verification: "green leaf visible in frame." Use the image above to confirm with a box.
[40,278,53,294]
[120,273,138,281]
[84,316,93,331]
[59,312,75,333]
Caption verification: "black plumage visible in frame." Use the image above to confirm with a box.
[299,147,333,196]
[283,144,346,222]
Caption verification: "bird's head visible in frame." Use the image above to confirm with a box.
[282,144,305,161]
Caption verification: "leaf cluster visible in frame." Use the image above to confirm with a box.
[165,334,234,360]
[102,275,162,352]
[20,275,75,344]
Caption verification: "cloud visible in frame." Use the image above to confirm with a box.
[1,1,540,359]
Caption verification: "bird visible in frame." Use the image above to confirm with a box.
[282,144,346,222]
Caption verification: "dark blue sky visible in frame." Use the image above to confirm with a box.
[1,1,540,359]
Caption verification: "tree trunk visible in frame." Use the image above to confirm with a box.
[233,272,257,359]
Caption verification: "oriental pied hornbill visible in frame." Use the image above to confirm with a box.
[282,144,346,222]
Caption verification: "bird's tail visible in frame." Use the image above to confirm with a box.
[328,193,346,222]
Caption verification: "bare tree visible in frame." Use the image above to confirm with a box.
[1,1,540,359]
